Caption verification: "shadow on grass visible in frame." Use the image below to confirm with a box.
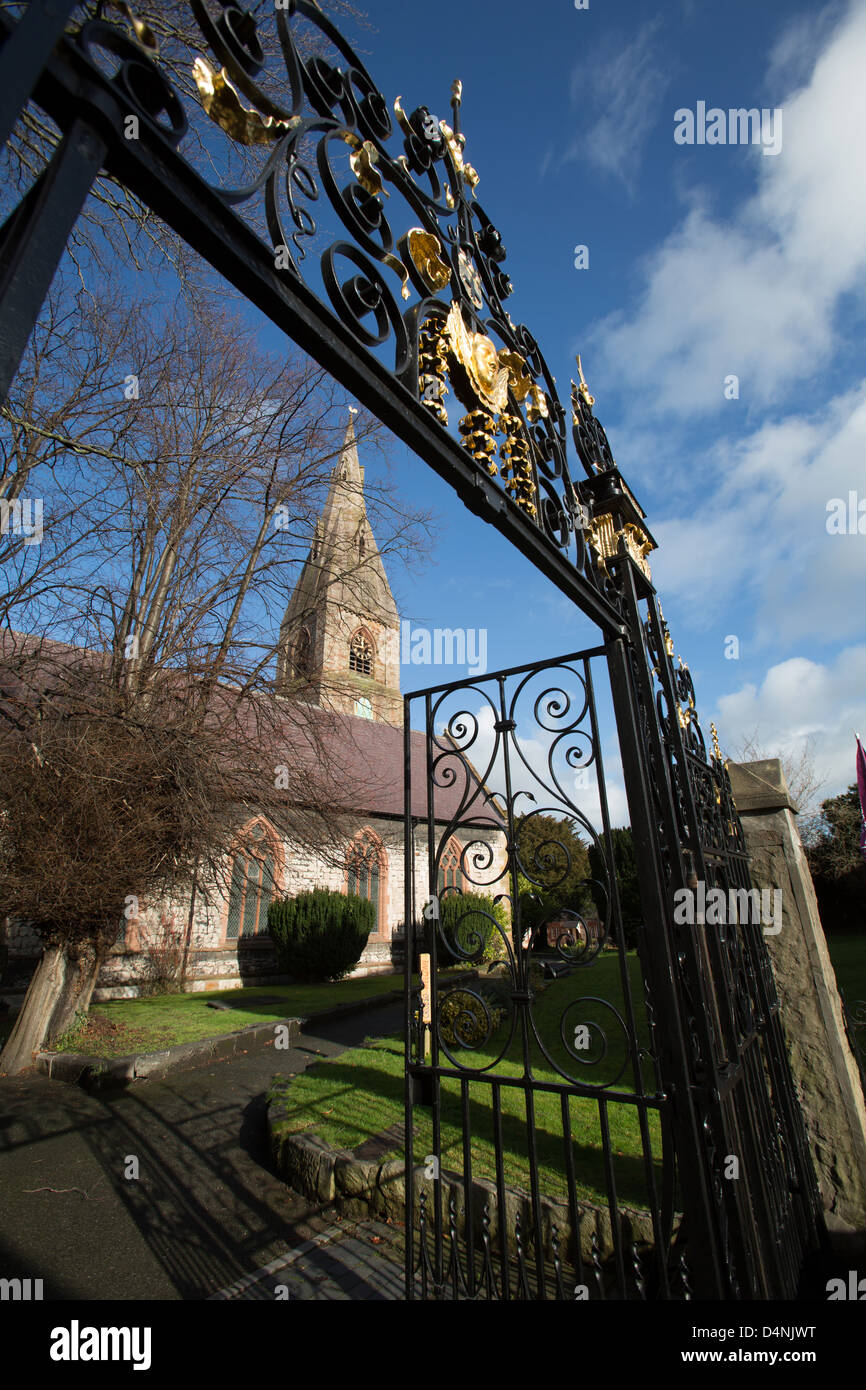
[273,1052,662,1211]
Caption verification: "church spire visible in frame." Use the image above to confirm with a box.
[315,411,365,543]
[275,410,402,724]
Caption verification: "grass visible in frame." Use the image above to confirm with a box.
[38,969,462,1058]
[269,952,667,1210]
[826,933,866,1006]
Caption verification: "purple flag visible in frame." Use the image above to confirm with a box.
[857,736,866,861]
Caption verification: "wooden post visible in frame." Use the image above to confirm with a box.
[420,951,432,1059]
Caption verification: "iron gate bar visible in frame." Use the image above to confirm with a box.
[0,0,78,155]
[0,117,108,403]
[605,631,729,1298]
[584,650,673,1290]
[403,645,610,701]
[617,569,757,1295]
[610,557,822,1297]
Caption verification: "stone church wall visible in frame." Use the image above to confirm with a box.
[0,821,507,1007]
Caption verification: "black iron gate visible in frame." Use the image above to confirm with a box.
[403,647,681,1300]
[0,0,823,1300]
[404,631,821,1300]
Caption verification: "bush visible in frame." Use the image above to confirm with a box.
[439,891,509,965]
[439,986,506,1050]
[268,888,374,982]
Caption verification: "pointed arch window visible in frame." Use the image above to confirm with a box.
[226,822,278,940]
[438,839,464,895]
[346,832,382,929]
[349,630,373,676]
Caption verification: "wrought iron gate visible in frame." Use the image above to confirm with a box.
[403,633,821,1300]
[0,0,823,1301]
[403,648,681,1300]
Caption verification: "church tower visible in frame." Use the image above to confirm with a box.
[276,414,402,725]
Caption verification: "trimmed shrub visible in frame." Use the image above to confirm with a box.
[268,888,374,982]
[439,986,506,1050]
[439,891,509,965]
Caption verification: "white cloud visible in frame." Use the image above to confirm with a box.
[650,379,866,645]
[714,646,866,797]
[586,0,866,419]
[561,18,668,192]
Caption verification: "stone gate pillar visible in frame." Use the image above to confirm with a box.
[728,758,866,1235]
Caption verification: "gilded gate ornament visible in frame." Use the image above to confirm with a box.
[401,230,452,293]
[445,302,510,415]
[192,57,297,143]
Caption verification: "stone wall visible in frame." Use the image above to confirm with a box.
[269,1124,668,1297]
[1,819,506,1007]
[728,759,866,1234]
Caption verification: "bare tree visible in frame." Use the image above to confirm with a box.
[0,0,372,292]
[730,728,827,840]
[0,282,429,1073]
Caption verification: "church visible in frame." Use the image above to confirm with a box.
[0,419,506,1007]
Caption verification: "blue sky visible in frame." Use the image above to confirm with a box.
[292,0,866,822]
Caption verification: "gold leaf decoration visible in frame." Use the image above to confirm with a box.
[343,133,389,199]
[401,229,452,293]
[381,252,411,301]
[527,384,549,422]
[439,119,479,191]
[496,351,532,404]
[445,302,509,415]
[574,353,595,407]
[192,58,296,145]
[107,0,158,53]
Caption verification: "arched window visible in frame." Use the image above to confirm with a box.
[354,696,373,720]
[346,831,382,930]
[438,838,464,895]
[349,630,373,676]
[294,627,312,679]
[226,822,278,940]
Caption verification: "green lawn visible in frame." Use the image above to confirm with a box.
[826,934,866,1006]
[269,953,667,1210]
[35,970,461,1058]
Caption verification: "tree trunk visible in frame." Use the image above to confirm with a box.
[0,940,100,1075]
[46,940,100,1042]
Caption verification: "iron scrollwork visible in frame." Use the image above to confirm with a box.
[56,0,656,601]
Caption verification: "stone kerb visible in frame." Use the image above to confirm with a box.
[268,1115,665,1289]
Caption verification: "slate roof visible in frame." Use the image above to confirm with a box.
[0,629,504,829]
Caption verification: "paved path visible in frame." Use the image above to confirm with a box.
[0,1003,405,1301]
